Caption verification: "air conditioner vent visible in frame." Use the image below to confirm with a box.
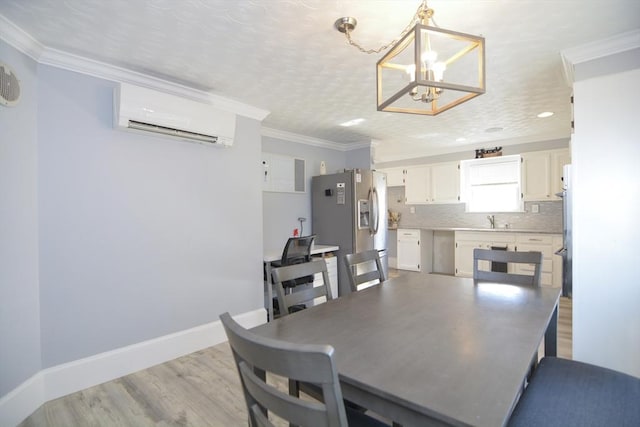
[0,62,21,107]
[114,83,235,147]
[128,120,219,144]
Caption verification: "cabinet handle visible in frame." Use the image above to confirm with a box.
[528,238,543,242]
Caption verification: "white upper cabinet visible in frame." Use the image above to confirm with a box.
[431,162,460,204]
[521,149,571,201]
[551,149,572,195]
[522,152,552,200]
[405,161,460,205]
[379,167,405,187]
[404,165,431,204]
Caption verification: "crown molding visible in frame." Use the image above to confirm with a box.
[0,14,45,61]
[0,14,269,121]
[561,29,640,85]
[262,127,371,152]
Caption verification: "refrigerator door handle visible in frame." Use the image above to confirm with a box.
[371,187,380,234]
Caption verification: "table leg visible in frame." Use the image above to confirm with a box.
[544,303,558,357]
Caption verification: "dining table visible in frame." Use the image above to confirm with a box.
[250,273,561,427]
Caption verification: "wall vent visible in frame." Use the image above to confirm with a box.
[0,62,21,107]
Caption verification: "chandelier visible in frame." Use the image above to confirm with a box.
[335,1,485,115]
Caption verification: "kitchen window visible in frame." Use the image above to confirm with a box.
[460,155,523,212]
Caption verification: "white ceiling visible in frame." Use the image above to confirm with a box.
[1,0,638,163]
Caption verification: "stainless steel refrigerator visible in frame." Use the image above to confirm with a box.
[556,164,573,298]
[312,169,388,296]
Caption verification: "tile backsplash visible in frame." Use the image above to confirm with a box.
[387,186,562,232]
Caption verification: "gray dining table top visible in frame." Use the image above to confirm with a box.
[250,273,561,427]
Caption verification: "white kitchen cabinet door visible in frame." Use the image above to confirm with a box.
[521,149,571,201]
[404,166,431,204]
[455,232,516,277]
[455,240,481,277]
[522,151,552,201]
[551,149,571,196]
[380,167,405,187]
[431,161,460,203]
[397,229,421,271]
[514,234,557,287]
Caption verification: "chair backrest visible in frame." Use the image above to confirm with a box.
[276,235,316,289]
[280,235,316,265]
[344,249,386,292]
[473,248,543,287]
[272,258,333,316]
[219,312,348,427]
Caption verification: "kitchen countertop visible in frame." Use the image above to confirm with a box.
[390,227,561,234]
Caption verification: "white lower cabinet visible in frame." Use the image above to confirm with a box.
[397,229,421,271]
[454,231,562,287]
[514,234,553,286]
[454,232,516,276]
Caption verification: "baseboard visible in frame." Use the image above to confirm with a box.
[0,372,46,427]
[0,308,267,427]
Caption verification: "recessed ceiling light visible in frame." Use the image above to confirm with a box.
[456,137,467,142]
[485,127,503,133]
[537,111,554,118]
[339,118,365,127]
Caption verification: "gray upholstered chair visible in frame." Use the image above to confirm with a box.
[220,312,388,427]
[473,248,543,287]
[508,357,640,426]
[344,250,386,292]
[272,258,332,316]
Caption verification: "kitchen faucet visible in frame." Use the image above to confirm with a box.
[487,215,495,229]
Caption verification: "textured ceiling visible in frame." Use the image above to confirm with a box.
[1,0,638,162]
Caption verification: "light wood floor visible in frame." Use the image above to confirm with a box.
[20,278,572,427]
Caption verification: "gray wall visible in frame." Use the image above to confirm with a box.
[262,136,370,251]
[1,35,265,395]
[0,40,42,396]
[36,66,264,367]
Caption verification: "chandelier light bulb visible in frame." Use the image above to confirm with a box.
[422,50,438,69]
[433,61,446,81]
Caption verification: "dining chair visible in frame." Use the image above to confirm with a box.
[344,250,386,292]
[474,248,544,380]
[219,312,389,427]
[473,248,543,286]
[271,234,317,288]
[508,356,640,426]
[272,258,332,316]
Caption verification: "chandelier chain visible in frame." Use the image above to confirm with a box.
[343,0,435,55]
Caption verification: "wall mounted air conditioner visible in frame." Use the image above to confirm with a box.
[114,83,236,147]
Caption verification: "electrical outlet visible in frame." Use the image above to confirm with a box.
[410,206,416,214]
[298,217,306,222]
[531,204,539,213]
